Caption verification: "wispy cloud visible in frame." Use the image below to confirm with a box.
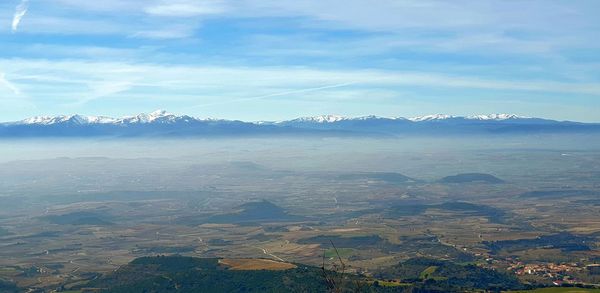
[0,73,21,95]
[12,0,30,33]
[192,82,356,108]
[71,80,135,106]
[144,0,226,17]
[4,59,600,119]
[1,57,599,121]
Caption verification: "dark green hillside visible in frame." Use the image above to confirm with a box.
[78,256,526,293]
[376,257,523,291]
[82,256,332,292]
[485,232,593,253]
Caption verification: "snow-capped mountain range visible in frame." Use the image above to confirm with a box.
[17,110,196,125]
[1,110,598,138]
[12,111,531,125]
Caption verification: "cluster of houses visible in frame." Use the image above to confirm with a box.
[506,261,600,286]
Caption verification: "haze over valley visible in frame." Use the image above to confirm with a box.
[1,131,600,291]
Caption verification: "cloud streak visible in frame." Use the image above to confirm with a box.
[12,0,30,32]
[2,58,600,121]
[4,59,600,98]
[0,73,21,95]
[192,82,356,108]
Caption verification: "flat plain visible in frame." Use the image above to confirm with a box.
[0,136,599,291]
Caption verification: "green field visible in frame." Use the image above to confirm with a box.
[419,266,438,279]
[324,248,355,258]
[0,267,18,273]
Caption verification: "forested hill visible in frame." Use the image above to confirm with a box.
[66,255,528,292]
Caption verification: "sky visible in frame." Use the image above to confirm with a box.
[0,0,599,122]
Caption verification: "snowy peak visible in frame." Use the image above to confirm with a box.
[17,110,197,126]
[21,115,68,125]
[118,110,203,124]
[408,114,456,122]
[408,113,527,122]
[355,115,391,120]
[120,110,178,124]
[84,115,119,124]
[289,114,349,123]
[466,114,529,120]
[20,115,117,125]
[151,109,169,116]
[285,114,394,124]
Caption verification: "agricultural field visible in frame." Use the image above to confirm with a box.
[0,138,599,291]
[218,258,297,270]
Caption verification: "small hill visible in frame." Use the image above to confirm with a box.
[206,200,305,224]
[382,201,508,224]
[40,211,114,226]
[439,173,505,184]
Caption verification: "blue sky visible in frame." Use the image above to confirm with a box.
[0,0,599,122]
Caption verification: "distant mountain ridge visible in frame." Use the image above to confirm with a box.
[2,110,546,125]
[1,110,598,138]
[14,110,203,125]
